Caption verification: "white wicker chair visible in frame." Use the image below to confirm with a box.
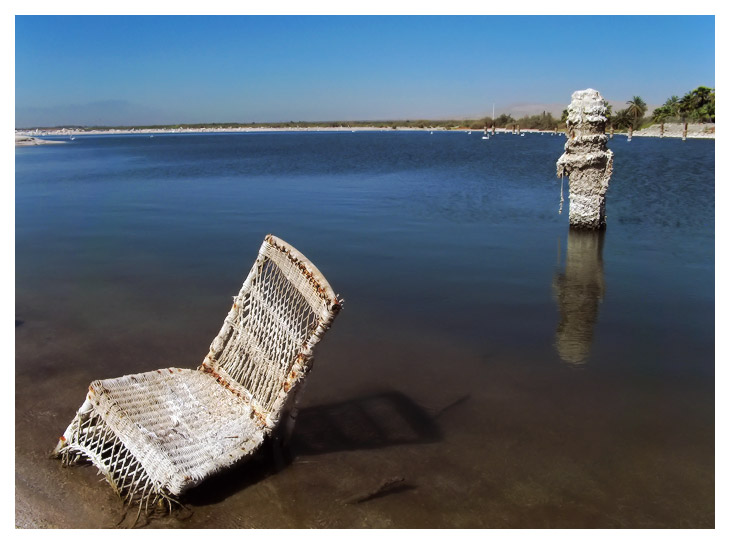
[53,234,342,514]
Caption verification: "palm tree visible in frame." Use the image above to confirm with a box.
[613,108,632,130]
[679,87,715,122]
[689,86,714,122]
[652,105,670,124]
[626,96,647,128]
[665,95,680,118]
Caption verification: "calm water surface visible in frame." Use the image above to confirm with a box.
[15,131,714,528]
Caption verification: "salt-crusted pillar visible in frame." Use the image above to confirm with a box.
[556,89,614,230]
[553,230,605,365]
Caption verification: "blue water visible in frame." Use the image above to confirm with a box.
[15,131,714,528]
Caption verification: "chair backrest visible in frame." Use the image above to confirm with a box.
[200,234,341,427]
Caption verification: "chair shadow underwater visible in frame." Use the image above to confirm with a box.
[184,389,443,507]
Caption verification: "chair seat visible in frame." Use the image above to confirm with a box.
[88,368,266,496]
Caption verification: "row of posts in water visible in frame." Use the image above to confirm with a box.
[482,122,690,141]
[625,122,690,141]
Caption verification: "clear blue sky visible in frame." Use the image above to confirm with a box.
[15,15,715,127]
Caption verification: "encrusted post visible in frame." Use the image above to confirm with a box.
[556,89,614,230]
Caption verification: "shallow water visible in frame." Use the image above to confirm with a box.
[15,131,714,528]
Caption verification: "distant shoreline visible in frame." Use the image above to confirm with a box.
[18,126,539,136]
[15,122,714,142]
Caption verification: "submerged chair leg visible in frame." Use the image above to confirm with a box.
[267,384,303,470]
[53,396,175,515]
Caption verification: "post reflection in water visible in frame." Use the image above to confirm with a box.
[552,229,606,366]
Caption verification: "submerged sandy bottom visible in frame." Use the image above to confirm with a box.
[15,301,713,528]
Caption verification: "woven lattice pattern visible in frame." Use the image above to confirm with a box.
[54,235,341,514]
[203,236,341,423]
[96,369,264,492]
[57,401,160,509]
[215,255,321,412]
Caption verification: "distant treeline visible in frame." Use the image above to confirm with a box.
[17,86,714,133]
[650,86,715,124]
[598,86,715,131]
